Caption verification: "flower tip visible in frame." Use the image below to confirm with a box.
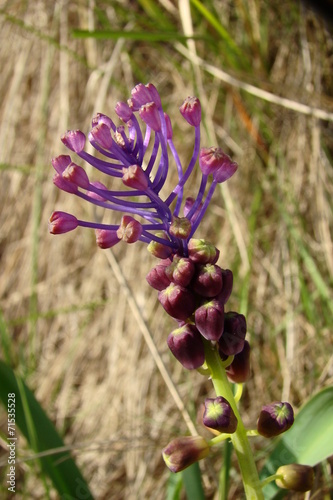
[139,102,161,132]
[116,215,142,243]
[122,164,148,190]
[179,96,201,127]
[61,130,86,153]
[95,229,120,249]
[115,101,133,122]
[199,147,237,182]
[48,211,78,234]
[89,123,113,150]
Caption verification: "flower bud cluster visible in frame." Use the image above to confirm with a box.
[146,237,249,373]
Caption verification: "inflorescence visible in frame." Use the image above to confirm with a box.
[49,83,310,495]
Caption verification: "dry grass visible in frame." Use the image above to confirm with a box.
[0,1,332,498]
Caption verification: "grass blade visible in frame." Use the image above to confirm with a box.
[0,360,93,499]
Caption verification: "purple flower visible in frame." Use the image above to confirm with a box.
[49,83,238,258]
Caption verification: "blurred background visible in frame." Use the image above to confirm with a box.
[0,0,332,498]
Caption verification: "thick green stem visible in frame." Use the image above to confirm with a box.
[204,341,264,500]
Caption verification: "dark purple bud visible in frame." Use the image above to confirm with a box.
[89,123,112,150]
[62,162,90,189]
[226,340,251,383]
[147,234,173,259]
[169,216,192,240]
[122,164,148,190]
[218,269,233,305]
[194,299,224,341]
[95,229,120,249]
[53,173,78,194]
[116,215,142,243]
[199,147,237,177]
[193,264,223,298]
[167,324,205,369]
[114,101,133,122]
[218,312,247,356]
[158,283,196,320]
[188,239,219,264]
[257,402,294,438]
[203,396,238,433]
[162,435,210,473]
[275,464,314,492]
[146,260,172,291]
[179,96,201,127]
[139,102,161,132]
[165,256,195,288]
[51,155,71,174]
[48,211,78,234]
[61,130,86,153]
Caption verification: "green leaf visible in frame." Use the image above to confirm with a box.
[182,462,205,500]
[0,360,93,499]
[166,471,182,500]
[260,386,333,499]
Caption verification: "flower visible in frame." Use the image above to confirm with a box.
[275,464,314,492]
[257,401,294,438]
[49,83,238,257]
[162,435,210,473]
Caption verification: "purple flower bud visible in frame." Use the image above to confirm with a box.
[62,162,90,189]
[213,157,238,183]
[169,216,192,240]
[164,113,173,139]
[257,402,294,438]
[89,123,113,150]
[95,229,120,249]
[122,164,148,190]
[165,256,195,288]
[48,211,78,234]
[139,102,161,131]
[179,96,201,127]
[61,130,86,153]
[183,197,203,219]
[51,155,71,174]
[199,147,235,177]
[275,464,314,492]
[91,113,113,129]
[146,83,161,108]
[158,283,196,320]
[226,340,251,383]
[218,312,246,356]
[116,215,142,243]
[203,396,238,433]
[195,299,224,341]
[218,269,233,305]
[53,173,78,194]
[162,435,210,473]
[131,83,153,108]
[146,260,172,290]
[193,264,223,298]
[167,324,205,369]
[188,239,219,265]
[114,101,133,122]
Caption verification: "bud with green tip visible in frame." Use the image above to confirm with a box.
[167,324,205,369]
[203,396,238,433]
[146,260,171,290]
[193,264,223,298]
[162,435,210,473]
[158,283,196,320]
[275,464,314,492]
[165,256,195,287]
[169,216,192,239]
[257,401,294,438]
[188,239,219,264]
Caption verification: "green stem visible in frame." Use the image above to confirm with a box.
[204,341,264,500]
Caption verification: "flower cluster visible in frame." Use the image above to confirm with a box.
[49,83,237,257]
